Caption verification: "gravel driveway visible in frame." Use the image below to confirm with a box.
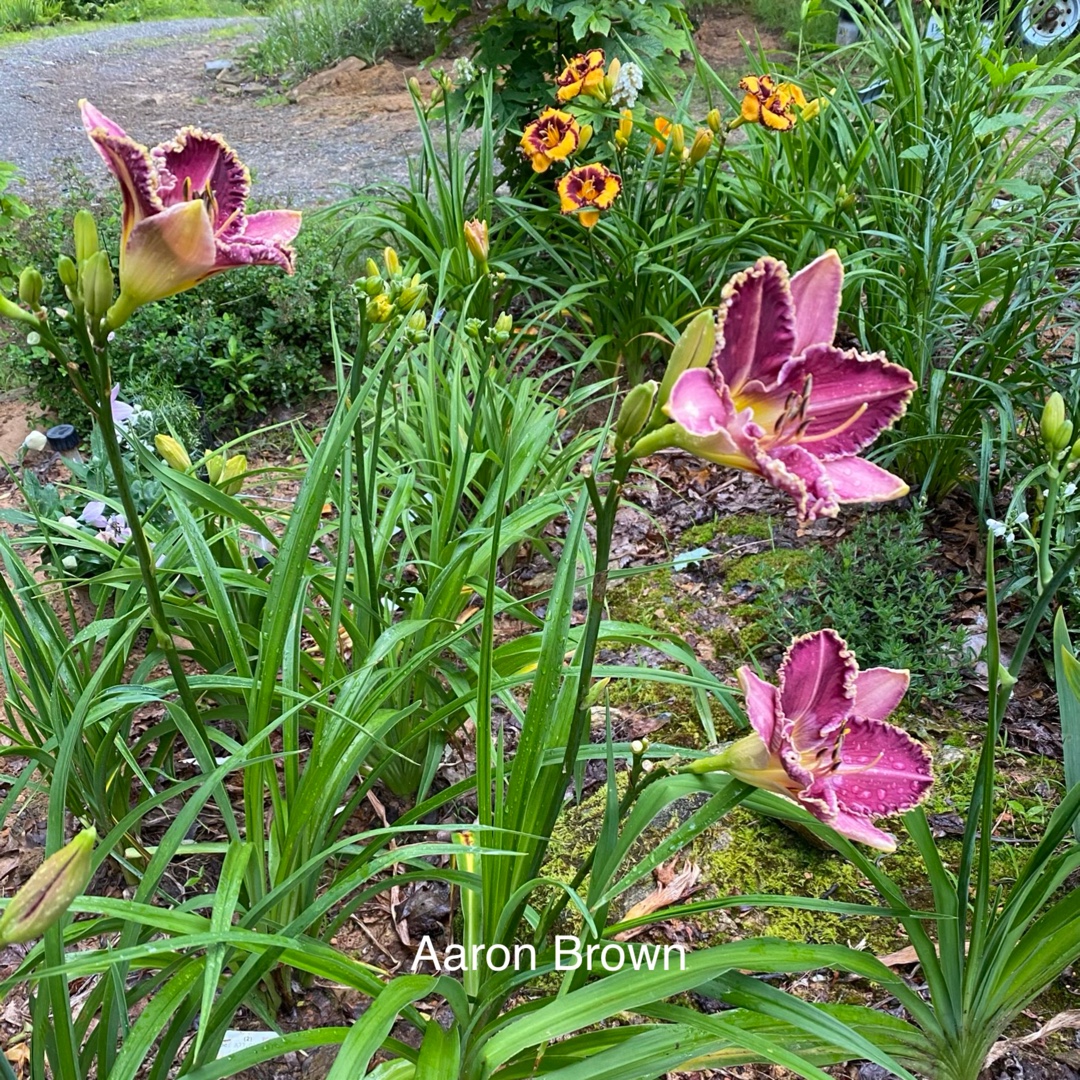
[0,17,427,205]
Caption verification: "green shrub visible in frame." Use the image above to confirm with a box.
[7,190,353,431]
[751,508,970,704]
[246,0,435,77]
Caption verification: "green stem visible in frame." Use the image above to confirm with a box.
[1037,464,1062,594]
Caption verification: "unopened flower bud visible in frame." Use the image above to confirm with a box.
[155,434,192,472]
[578,123,593,152]
[366,293,394,323]
[689,128,713,163]
[615,380,658,447]
[605,57,621,99]
[706,107,722,133]
[383,247,401,277]
[0,828,96,946]
[73,210,99,267]
[361,274,383,297]
[491,311,513,344]
[670,123,685,155]
[0,293,40,328]
[405,309,428,343]
[205,453,224,487]
[408,76,421,96]
[430,84,444,105]
[465,317,483,340]
[396,274,426,310]
[615,110,633,149]
[18,267,43,309]
[82,250,114,324]
[57,255,78,290]
[464,218,489,264]
[630,739,645,755]
[220,454,247,496]
[365,258,380,279]
[1042,392,1071,454]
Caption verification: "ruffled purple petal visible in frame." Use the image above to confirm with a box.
[738,666,782,751]
[820,456,910,505]
[756,443,839,521]
[855,667,910,721]
[789,249,843,356]
[151,127,250,230]
[712,257,796,393]
[240,210,302,246]
[818,807,899,852]
[798,345,916,457]
[80,100,162,236]
[215,235,296,274]
[830,716,934,816]
[778,629,857,751]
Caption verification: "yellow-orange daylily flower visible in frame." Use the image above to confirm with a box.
[520,108,581,173]
[557,163,622,228]
[556,49,606,103]
[80,101,300,329]
[738,76,808,131]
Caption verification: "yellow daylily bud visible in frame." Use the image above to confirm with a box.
[1042,392,1071,454]
[365,257,380,279]
[383,247,401,277]
[362,275,383,297]
[615,110,634,149]
[706,107,722,133]
[58,255,78,289]
[19,267,43,309]
[396,274,426,310]
[82,250,114,324]
[670,123,685,155]
[73,210,99,266]
[405,309,428,344]
[205,452,225,486]
[221,454,247,496]
[155,434,192,472]
[408,76,422,97]
[430,84,444,105]
[615,380,658,447]
[689,128,714,163]
[491,311,513,344]
[366,293,394,323]
[464,218,489,264]
[0,828,96,946]
[578,123,594,152]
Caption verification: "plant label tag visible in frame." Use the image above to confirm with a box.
[216,1030,279,1059]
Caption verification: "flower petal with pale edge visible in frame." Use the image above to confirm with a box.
[797,344,916,457]
[854,667,910,721]
[777,629,856,749]
[822,808,899,852]
[738,666,782,751]
[789,249,842,356]
[757,443,838,521]
[81,101,162,241]
[713,257,796,393]
[820,456,909,504]
[239,210,302,247]
[217,234,296,274]
[120,199,217,306]
[830,716,934,816]
[152,128,250,230]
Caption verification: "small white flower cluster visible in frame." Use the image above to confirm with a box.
[452,56,480,88]
[986,510,1029,545]
[608,61,643,109]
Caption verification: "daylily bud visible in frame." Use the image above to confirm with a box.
[670,123,685,155]
[405,309,428,343]
[383,247,401,277]
[652,310,716,424]
[57,255,78,289]
[0,828,96,946]
[82,250,114,324]
[155,434,192,472]
[73,210,99,266]
[491,312,513,344]
[430,84,444,105]
[1042,392,1071,454]
[408,76,421,97]
[689,128,713,163]
[221,454,247,496]
[707,107,722,133]
[615,380,658,447]
[18,267,43,309]
[615,110,633,149]
[630,739,645,755]
[366,293,394,323]
[205,453,225,487]
[0,292,40,328]
[578,124,593,152]
[465,317,483,339]
[604,56,621,99]
[396,274,426,310]
[365,257,380,279]
[362,275,384,297]
[464,218,489,264]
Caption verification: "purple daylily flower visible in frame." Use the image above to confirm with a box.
[661,251,916,522]
[688,629,933,851]
[80,101,302,328]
